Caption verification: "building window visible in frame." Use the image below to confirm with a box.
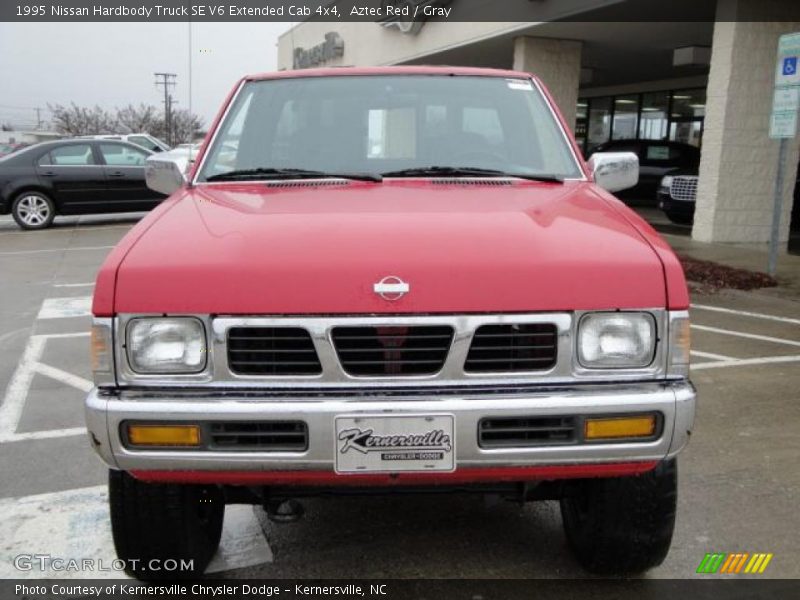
[587,97,611,154]
[612,95,639,140]
[670,88,706,119]
[575,99,588,151]
[577,87,706,154]
[639,92,669,141]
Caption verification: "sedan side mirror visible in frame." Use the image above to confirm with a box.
[588,151,639,193]
[145,149,190,195]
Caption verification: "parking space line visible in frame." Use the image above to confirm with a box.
[0,336,46,437]
[53,282,95,288]
[37,296,92,320]
[690,350,735,361]
[0,427,86,444]
[0,245,114,256]
[691,303,800,326]
[0,331,91,444]
[34,363,93,393]
[692,354,800,371]
[0,486,272,579]
[690,324,800,348]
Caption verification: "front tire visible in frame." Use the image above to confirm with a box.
[12,192,55,230]
[560,459,677,575]
[109,470,224,580]
[665,211,694,225]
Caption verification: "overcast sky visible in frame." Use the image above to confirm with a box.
[0,22,291,131]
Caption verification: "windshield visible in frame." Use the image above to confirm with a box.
[196,75,583,182]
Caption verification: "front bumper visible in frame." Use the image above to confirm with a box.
[86,381,695,482]
[657,191,695,216]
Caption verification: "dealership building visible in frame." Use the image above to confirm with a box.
[278,0,800,250]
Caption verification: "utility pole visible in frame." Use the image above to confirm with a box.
[34,107,42,130]
[168,96,179,143]
[154,72,177,145]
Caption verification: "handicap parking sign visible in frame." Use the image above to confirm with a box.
[784,56,798,76]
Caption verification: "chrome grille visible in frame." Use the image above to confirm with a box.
[331,325,454,376]
[465,323,558,373]
[479,416,577,448]
[227,327,321,375]
[670,176,698,202]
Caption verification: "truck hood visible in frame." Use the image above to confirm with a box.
[112,180,667,314]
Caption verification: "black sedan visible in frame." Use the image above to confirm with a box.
[589,140,700,201]
[0,139,166,230]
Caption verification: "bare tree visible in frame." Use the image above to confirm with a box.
[116,103,158,134]
[152,109,203,144]
[46,102,203,145]
[48,103,117,135]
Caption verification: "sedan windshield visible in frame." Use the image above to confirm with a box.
[196,75,583,182]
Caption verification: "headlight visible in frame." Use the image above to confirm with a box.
[660,175,674,190]
[578,313,656,369]
[127,318,206,374]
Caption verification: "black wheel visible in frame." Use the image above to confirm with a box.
[560,459,677,575]
[109,470,224,580]
[665,211,693,225]
[11,191,56,230]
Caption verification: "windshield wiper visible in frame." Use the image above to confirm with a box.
[205,167,382,182]
[381,166,563,183]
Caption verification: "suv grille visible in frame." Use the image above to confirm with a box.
[670,176,698,201]
[227,327,322,375]
[209,421,308,451]
[479,416,577,448]
[331,326,454,376]
[465,323,558,373]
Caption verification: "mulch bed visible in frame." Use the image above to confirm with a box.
[678,254,778,291]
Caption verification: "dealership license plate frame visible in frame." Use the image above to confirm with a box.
[334,414,456,474]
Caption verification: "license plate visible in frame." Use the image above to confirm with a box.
[334,414,455,473]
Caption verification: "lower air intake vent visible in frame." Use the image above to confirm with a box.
[331,325,454,376]
[479,416,577,448]
[227,327,321,375]
[465,323,558,373]
[209,421,308,451]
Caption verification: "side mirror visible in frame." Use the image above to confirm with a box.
[145,149,190,195]
[588,151,639,193]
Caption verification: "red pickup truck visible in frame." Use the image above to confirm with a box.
[86,66,695,578]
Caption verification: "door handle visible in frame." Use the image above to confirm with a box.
[41,171,56,177]
[108,171,125,177]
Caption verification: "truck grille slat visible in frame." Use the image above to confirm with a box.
[469,344,556,352]
[336,346,450,354]
[465,324,558,373]
[479,416,577,448]
[331,326,454,376]
[227,327,322,376]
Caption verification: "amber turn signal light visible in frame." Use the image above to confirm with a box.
[127,424,201,447]
[584,415,656,440]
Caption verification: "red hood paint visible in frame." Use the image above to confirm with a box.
[95,180,687,316]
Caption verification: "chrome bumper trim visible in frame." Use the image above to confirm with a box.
[87,381,695,474]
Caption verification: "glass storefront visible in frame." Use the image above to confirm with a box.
[578,88,706,156]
